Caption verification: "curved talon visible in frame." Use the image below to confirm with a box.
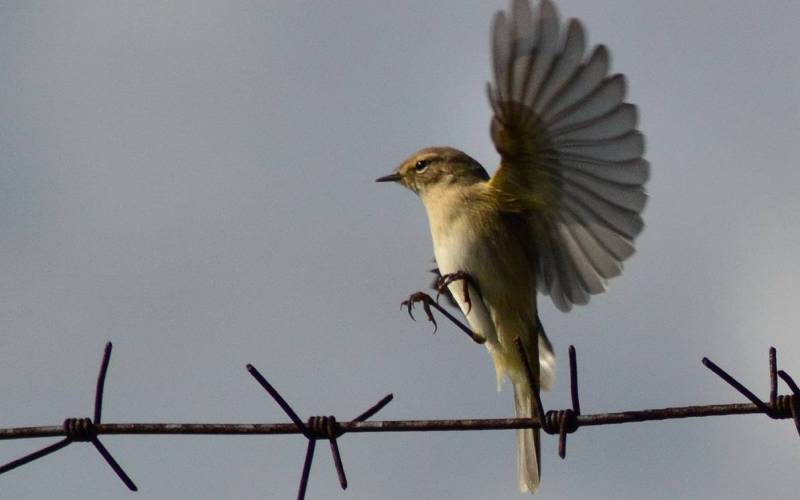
[401,299,417,321]
[436,271,474,315]
[434,285,446,304]
[401,292,438,333]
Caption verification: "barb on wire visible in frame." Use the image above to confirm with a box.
[702,346,800,434]
[1,342,798,499]
[549,345,581,459]
[777,370,800,436]
[702,356,775,416]
[514,338,581,459]
[0,342,137,491]
[770,347,778,408]
[247,364,393,500]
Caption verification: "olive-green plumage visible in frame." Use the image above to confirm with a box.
[387,146,548,490]
[378,0,648,493]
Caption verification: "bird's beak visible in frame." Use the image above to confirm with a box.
[375,172,402,183]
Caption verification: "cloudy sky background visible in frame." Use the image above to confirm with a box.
[1,1,799,498]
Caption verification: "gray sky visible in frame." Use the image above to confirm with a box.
[1,1,799,499]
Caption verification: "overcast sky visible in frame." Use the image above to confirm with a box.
[1,1,799,499]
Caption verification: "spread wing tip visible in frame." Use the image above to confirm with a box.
[487,0,649,312]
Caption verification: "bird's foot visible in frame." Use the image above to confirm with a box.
[435,270,475,314]
[400,290,485,344]
[401,292,439,333]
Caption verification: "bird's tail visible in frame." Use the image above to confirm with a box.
[513,378,540,493]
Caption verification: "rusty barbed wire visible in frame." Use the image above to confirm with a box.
[0,341,798,500]
[0,343,137,491]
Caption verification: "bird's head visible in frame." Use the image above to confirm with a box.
[376,147,489,196]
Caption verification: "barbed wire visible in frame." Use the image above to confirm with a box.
[1,340,797,499]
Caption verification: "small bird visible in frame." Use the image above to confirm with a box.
[377,0,647,493]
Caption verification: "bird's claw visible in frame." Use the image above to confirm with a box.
[401,292,438,333]
[435,271,474,315]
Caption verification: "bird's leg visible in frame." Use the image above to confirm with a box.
[435,270,475,314]
[401,292,485,344]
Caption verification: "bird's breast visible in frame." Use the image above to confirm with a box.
[424,194,486,276]
[430,217,480,275]
[425,191,534,297]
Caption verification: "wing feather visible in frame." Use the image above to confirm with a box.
[552,103,637,141]
[555,130,645,163]
[511,0,535,103]
[547,74,627,129]
[541,45,609,119]
[556,221,607,294]
[559,156,650,186]
[560,209,623,279]
[523,0,560,106]
[562,195,636,261]
[533,19,585,112]
[546,220,589,307]
[561,168,647,213]
[562,181,643,238]
[493,12,513,102]
[487,0,648,310]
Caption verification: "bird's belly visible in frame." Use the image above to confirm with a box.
[432,217,525,293]
[432,212,536,335]
[428,211,544,390]
[431,219,485,277]
[431,219,505,344]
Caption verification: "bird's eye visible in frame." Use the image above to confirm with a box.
[415,160,430,173]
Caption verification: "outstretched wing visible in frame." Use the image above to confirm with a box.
[487,0,648,311]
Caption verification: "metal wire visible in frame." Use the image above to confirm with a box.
[0,342,797,500]
[0,343,137,491]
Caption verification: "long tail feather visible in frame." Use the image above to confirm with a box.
[514,380,541,493]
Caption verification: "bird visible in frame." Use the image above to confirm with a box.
[376,0,648,493]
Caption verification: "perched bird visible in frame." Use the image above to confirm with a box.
[377,0,648,493]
